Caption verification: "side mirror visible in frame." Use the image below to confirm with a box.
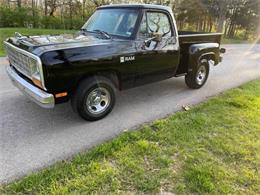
[220,48,226,53]
[152,32,163,42]
[144,33,163,47]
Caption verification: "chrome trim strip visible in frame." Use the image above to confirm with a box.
[179,33,223,38]
[6,65,54,109]
[4,41,46,90]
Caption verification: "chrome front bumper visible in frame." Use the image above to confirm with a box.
[6,65,55,109]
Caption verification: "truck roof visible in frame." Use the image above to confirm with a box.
[98,4,172,13]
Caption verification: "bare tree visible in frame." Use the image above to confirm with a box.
[48,0,59,16]
[216,0,228,33]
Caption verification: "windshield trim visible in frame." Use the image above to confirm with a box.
[82,8,142,40]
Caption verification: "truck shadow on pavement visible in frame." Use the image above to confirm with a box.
[1,77,187,131]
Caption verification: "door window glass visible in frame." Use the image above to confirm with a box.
[138,11,172,38]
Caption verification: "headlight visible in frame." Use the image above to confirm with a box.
[31,60,44,89]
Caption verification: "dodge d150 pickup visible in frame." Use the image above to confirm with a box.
[5,4,225,121]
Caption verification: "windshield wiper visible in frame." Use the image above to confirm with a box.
[80,28,111,39]
[93,29,111,39]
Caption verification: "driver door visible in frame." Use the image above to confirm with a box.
[134,10,180,86]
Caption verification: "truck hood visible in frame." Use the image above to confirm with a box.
[7,33,115,55]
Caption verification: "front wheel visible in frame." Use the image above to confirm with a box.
[185,59,210,89]
[71,76,116,121]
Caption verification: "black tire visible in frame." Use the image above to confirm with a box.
[185,59,210,89]
[71,76,116,121]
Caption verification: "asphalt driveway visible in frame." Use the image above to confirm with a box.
[0,44,260,183]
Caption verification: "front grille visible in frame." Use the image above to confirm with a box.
[4,42,38,79]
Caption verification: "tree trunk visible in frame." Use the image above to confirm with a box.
[227,21,234,38]
[69,0,73,29]
[82,0,86,19]
[17,0,21,8]
[232,25,237,38]
[91,0,101,7]
[224,21,229,37]
[44,0,48,16]
[244,27,250,40]
[217,0,227,33]
[49,10,55,16]
[228,23,236,38]
[208,17,213,32]
[32,0,35,27]
[202,17,206,32]
[199,19,203,32]
[227,24,232,37]
[217,14,225,33]
[209,20,213,32]
[7,0,10,7]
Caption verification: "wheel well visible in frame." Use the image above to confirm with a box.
[199,53,216,64]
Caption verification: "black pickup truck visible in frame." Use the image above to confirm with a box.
[5,4,225,121]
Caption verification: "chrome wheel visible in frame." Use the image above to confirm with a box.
[196,65,207,85]
[86,87,111,115]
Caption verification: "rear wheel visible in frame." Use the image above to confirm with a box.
[185,59,210,89]
[71,76,116,121]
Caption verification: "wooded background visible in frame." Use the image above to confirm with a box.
[0,0,259,40]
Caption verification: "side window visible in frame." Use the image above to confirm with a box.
[138,11,172,38]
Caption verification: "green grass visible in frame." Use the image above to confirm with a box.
[0,28,76,57]
[1,79,260,194]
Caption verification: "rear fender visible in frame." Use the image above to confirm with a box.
[188,43,220,72]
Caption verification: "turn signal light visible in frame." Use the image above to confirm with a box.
[32,77,43,89]
[55,92,68,98]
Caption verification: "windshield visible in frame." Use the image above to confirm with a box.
[82,9,139,38]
